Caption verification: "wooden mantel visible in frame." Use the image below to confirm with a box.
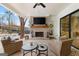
[31,25,49,28]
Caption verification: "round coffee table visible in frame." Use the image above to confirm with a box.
[22,42,38,56]
[37,44,48,56]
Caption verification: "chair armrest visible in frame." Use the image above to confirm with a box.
[6,41,23,48]
[15,41,23,46]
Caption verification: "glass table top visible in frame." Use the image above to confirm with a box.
[22,42,37,51]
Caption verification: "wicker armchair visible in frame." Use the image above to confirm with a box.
[60,39,73,56]
[1,39,23,55]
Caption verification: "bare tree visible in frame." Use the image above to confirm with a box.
[0,15,5,33]
[19,16,27,38]
[5,11,14,33]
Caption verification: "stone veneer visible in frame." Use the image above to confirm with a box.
[31,27,50,40]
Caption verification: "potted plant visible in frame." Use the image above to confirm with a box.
[48,24,54,39]
[49,24,53,35]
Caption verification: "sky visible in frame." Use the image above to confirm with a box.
[0,5,20,26]
[0,6,6,14]
[0,5,29,27]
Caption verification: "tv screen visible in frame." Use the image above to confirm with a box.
[33,17,46,24]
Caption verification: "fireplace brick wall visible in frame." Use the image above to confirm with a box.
[31,27,49,39]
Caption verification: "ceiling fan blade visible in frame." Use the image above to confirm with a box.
[40,3,46,8]
[33,3,38,8]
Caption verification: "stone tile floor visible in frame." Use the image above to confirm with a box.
[12,39,79,56]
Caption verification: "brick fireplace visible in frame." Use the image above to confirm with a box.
[30,16,50,39]
[31,25,49,39]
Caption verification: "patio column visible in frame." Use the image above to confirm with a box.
[19,16,25,39]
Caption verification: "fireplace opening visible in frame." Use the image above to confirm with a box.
[35,32,44,37]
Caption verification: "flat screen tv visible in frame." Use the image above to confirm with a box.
[33,17,46,25]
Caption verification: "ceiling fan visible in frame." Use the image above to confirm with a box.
[33,3,46,8]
